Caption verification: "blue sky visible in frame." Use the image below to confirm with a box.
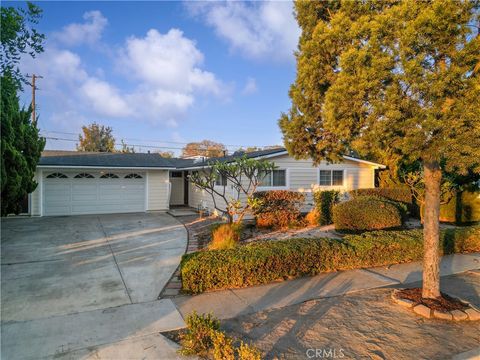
[11,1,300,154]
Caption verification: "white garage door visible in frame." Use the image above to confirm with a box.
[43,171,146,216]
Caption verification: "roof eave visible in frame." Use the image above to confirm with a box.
[342,156,386,169]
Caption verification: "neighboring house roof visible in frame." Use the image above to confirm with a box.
[38,148,385,169]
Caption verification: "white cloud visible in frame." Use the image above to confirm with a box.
[186,1,300,62]
[242,77,258,95]
[120,29,222,95]
[81,78,132,117]
[20,21,227,129]
[115,28,228,125]
[55,10,108,46]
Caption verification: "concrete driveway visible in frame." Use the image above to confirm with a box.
[1,213,188,359]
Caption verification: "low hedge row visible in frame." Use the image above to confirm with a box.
[180,225,480,293]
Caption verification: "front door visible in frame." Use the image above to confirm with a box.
[169,171,184,205]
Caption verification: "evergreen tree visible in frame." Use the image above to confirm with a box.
[1,74,45,215]
[1,2,46,216]
[280,0,480,298]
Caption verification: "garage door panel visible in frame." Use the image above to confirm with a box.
[45,205,71,216]
[43,172,146,216]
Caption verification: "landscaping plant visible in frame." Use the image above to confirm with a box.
[181,225,479,294]
[178,311,263,359]
[279,0,480,299]
[211,329,235,360]
[237,341,262,360]
[1,2,46,216]
[209,223,242,250]
[313,190,340,225]
[305,207,321,226]
[253,190,305,229]
[333,196,403,232]
[178,311,220,357]
[349,188,412,207]
[189,156,276,224]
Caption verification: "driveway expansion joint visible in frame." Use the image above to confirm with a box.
[97,216,133,304]
[360,268,402,285]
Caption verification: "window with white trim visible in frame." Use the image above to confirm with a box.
[319,170,344,186]
[258,170,286,187]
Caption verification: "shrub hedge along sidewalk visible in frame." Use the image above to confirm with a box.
[180,225,480,294]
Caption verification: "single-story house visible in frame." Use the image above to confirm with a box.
[29,148,385,216]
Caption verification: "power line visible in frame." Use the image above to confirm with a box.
[41,136,274,154]
[40,130,272,149]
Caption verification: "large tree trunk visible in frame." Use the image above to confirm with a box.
[422,161,442,299]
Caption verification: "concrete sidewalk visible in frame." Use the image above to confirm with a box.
[1,299,185,360]
[172,252,480,320]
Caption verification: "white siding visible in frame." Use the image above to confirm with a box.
[30,169,42,216]
[187,154,377,214]
[147,170,169,211]
[188,170,229,215]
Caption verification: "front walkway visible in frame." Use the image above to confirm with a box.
[172,252,480,320]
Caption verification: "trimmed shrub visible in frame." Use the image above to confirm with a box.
[180,225,479,293]
[349,187,413,204]
[238,341,262,360]
[179,311,220,356]
[210,223,242,250]
[313,190,340,225]
[253,190,305,229]
[333,196,403,232]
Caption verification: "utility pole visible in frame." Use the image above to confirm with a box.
[27,74,43,125]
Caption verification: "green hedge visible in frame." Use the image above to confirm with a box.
[349,188,412,204]
[181,225,480,293]
[313,190,340,225]
[439,191,480,223]
[333,196,403,232]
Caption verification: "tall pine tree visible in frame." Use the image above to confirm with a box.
[281,0,480,299]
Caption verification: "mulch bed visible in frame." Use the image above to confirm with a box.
[396,288,468,312]
[162,329,185,344]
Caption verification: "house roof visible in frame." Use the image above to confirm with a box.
[38,148,385,169]
[176,147,288,168]
[39,150,194,169]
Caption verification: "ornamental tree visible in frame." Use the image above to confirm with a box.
[188,156,276,223]
[280,0,480,299]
